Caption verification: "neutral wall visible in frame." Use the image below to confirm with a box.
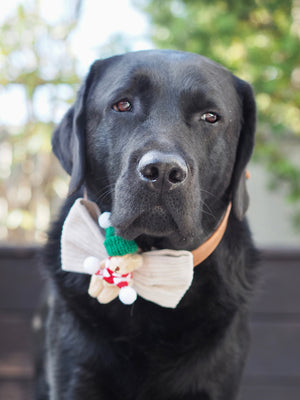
[247,163,300,248]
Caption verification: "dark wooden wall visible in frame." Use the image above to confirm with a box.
[0,246,299,399]
[240,249,300,400]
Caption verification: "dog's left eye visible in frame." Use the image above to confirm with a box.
[200,112,219,123]
[112,99,132,112]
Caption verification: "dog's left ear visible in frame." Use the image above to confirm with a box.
[52,61,100,194]
[231,77,256,220]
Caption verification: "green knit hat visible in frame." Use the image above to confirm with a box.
[104,226,138,256]
[98,212,138,257]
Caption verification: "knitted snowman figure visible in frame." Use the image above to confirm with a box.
[84,212,143,305]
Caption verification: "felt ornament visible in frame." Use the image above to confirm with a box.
[87,254,142,305]
[85,211,143,305]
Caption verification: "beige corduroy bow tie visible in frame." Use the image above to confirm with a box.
[61,198,194,308]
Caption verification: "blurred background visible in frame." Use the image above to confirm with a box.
[0,1,299,399]
[0,0,300,246]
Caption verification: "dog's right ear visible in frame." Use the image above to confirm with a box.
[52,61,101,195]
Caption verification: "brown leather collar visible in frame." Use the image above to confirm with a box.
[191,202,232,267]
[191,170,250,266]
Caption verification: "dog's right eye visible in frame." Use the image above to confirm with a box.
[112,99,132,112]
[200,112,219,123]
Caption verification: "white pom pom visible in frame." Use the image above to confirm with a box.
[83,256,100,275]
[98,212,112,229]
[119,286,137,305]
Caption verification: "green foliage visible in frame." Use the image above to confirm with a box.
[134,0,300,228]
[0,2,80,243]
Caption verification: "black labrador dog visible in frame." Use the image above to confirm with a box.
[40,50,258,400]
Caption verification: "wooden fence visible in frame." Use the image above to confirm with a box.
[0,246,299,399]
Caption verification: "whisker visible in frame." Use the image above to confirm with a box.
[199,188,218,199]
[92,183,115,204]
[199,199,217,220]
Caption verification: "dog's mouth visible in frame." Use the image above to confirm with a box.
[110,202,198,251]
[112,206,177,240]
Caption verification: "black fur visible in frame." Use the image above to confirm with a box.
[39,50,258,400]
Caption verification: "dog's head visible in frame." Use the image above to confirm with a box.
[52,50,255,251]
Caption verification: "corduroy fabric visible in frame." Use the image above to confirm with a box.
[61,198,194,308]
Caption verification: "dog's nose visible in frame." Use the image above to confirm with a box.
[137,150,188,190]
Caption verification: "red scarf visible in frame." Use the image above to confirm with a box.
[96,258,133,288]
